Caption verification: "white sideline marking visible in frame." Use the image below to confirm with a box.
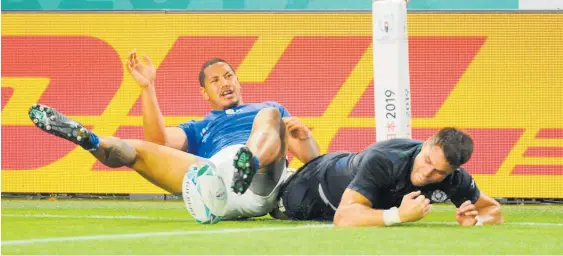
[2,224,333,246]
[3,214,562,246]
[423,221,563,227]
[2,213,190,221]
[4,214,563,227]
[503,222,563,227]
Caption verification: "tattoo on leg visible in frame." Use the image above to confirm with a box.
[102,140,137,168]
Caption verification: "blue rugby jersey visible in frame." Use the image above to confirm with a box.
[177,101,290,158]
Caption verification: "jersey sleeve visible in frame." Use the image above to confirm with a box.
[346,151,392,208]
[265,101,291,118]
[447,168,481,207]
[177,120,200,154]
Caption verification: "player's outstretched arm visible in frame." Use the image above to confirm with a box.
[334,189,387,226]
[125,50,188,150]
[334,190,431,227]
[283,117,320,164]
[455,194,503,226]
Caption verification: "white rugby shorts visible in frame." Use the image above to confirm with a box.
[209,144,288,219]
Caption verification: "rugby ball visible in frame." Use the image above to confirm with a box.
[182,164,228,224]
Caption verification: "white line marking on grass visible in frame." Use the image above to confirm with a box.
[421,221,563,227]
[2,214,190,221]
[506,222,563,227]
[3,215,562,246]
[2,224,333,246]
[5,214,563,228]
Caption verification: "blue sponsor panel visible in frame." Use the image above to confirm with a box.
[2,0,520,10]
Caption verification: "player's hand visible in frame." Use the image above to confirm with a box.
[126,50,156,88]
[456,200,479,226]
[283,117,312,140]
[398,191,432,223]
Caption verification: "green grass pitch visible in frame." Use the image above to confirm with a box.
[2,199,562,254]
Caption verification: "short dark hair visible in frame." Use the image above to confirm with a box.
[430,127,474,168]
[198,58,236,88]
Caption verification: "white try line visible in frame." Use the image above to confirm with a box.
[4,214,563,227]
[2,224,333,246]
[3,214,563,246]
[4,214,563,228]
[422,221,563,227]
[1,213,190,221]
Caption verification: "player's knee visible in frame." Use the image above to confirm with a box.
[255,107,282,123]
[104,140,137,168]
[253,108,284,137]
[123,139,142,147]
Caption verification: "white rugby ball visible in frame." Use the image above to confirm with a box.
[182,164,228,224]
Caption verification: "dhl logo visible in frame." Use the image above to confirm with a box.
[1,13,562,197]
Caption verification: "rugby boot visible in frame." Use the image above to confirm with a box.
[28,104,99,151]
[231,146,260,195]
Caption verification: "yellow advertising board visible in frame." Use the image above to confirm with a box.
[2,13,562,197]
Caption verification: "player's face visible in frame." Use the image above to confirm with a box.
[411,141,454,186]
[201,62,242,110]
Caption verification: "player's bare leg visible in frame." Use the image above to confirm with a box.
[87,137,201,193]
[231,107,288,195]
[29,104,202,193]
[124,139,202,193]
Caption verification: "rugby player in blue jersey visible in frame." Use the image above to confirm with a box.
[28,52,320,220]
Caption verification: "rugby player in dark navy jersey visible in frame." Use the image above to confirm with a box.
[275,128,503,227]
[28,53,319,220]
